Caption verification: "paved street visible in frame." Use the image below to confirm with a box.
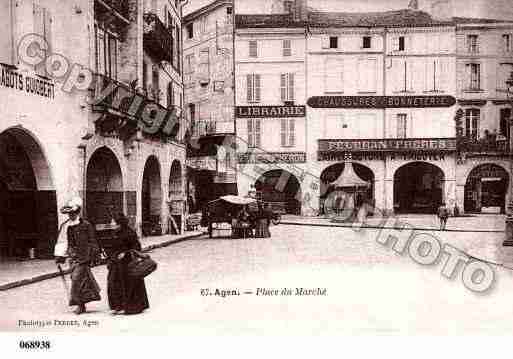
[2,224,513,335]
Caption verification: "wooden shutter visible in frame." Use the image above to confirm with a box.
[33,3,45,74]
[392,36,399,52]
[0,0,14,64]
[288,73,294,101]
[289,119,295,147]
[425,60,434,91]
[280,74,287,101]
[281,119,287,146]
[255,119,261,148]
[283,39,292,56]
[407,61,414,91]
[322,36,330,49]
[247,119,253,147]
[254,74,261,102]
[249,40,257,57]
[247,74,253,102]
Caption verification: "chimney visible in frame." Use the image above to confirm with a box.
[430,0,453,21]
[293,0,307,22]
[408,0,419,10]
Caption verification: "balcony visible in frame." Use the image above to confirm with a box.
[191,120,235,138]
[95,0,130,24]
[143,13,172,63]
[457,133,510,155]
[91,74,179,142]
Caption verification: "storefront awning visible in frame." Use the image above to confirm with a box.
[329,161,369,189]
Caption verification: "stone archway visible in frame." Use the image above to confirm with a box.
[86,146,124,225]
[142,156,162,236]
[255,169,301,215]
[0,127,58,259]
[394,161,445,214]
[464,163,509,214]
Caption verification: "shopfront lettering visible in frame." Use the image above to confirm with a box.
[238,152,307,164]
[236,105,306,118]
[318,138,457,153]
[307,95,456,109]
[0,64,55,99]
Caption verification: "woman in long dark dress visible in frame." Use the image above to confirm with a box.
[107,213,149,315]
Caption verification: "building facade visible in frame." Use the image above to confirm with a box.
[182,0,237,212]
[234,0,513,216]
[0,0,187,260]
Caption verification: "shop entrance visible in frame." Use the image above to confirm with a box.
[168,160,183,234]
[464,164,508,214]
[255,170,301,215]
[394,162,445,214]
[0,128,58,259]
[86,147,124,225]
[142,156,162,236]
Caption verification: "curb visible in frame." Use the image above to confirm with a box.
[0,232,205,292]
[280,221,504,233]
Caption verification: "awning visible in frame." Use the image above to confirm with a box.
[218,195,256,205]
[329,161,369,189]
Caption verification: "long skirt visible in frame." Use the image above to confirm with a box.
[69,262,101,306]
[107,258,149,314]
[254,218,270,238]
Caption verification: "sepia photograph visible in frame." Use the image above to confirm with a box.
[1,0,513,353]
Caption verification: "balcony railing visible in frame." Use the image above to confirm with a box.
[143,13,172,62]
[191,120,235,138]
[457,134,510,154]
[96,0,130,22]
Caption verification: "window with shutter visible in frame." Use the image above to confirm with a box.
[469,63,480,90]
[283,39,292,56]
[247,74,253,102]
[0,0,14,65]
[247,119,253,147]
[465,108,480,139]
[358,58,376,93]
[467,35,479,53]
[425,60,435,91]
[281,119,287,146]
[249,40,258,57]
[280,74,287,102]
[329,36,338,49]
[254,74,261,102]
[289,119,295,147]
[280,73,295,102]
[398,36,405,51]
[254,119,261,148]
[288,73,294,101]
[324,57,344,93]
[503,34,512,52]
[396,114,407,138]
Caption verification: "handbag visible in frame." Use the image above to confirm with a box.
[127,250,157,278]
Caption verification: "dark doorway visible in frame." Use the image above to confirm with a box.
[142,156,162,236]
[255,170,301,215]
[464,163,508,213]
[394,162,444,214]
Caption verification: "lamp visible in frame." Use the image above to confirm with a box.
[503,72,513,246]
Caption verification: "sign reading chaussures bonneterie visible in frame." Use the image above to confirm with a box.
[307,95,456,108]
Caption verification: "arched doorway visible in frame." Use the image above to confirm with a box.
[255,170,301,215]
[86,147,124,225]
[0,128,58,259]
[394,162,445,214]
[464,163,508,214]
[142,156,162,236]
[168,160,183,234]
[320,162,374,215]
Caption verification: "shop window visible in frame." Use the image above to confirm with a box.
[281,118,295,147]
[465,108,480,139]
[280,73,295,102]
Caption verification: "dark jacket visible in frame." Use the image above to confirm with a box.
[67,219,99,264]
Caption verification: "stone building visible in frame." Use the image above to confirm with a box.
[234,0,513,216]
[0,0,187,260]
[182,0,237,212]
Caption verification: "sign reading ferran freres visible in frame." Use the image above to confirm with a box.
[318,138,457,152]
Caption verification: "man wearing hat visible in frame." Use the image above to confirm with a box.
[54,196,101,314]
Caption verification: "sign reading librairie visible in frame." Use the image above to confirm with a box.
[236,105,306,118]
[307,95,456,108]
[318,138,457,152]
[238,152,307,164]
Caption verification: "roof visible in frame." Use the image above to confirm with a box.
[183,0,232,23]
[308,9,453,28]
[236,14,306,29]
[236,9,513,30]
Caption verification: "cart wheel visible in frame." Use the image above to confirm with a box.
[271,214,281,225]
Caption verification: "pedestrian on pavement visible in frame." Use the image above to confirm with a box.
[107,213,149,315]
[437,202,450,231]
[54,197,101,315]
[254,202,271,238]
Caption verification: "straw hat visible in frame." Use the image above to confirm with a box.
[60,196,83,214]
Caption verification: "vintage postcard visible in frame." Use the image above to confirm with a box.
[1,0,513,354]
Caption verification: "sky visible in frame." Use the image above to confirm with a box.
[183,0,513,20]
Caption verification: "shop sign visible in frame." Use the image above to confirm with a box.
[0,63,55,99]
[317,151,447,162]
[186,156,217,171]
[236,105,306,118]
[307,95,456,109]
[318,138,457,152]
[238,152,307,164]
